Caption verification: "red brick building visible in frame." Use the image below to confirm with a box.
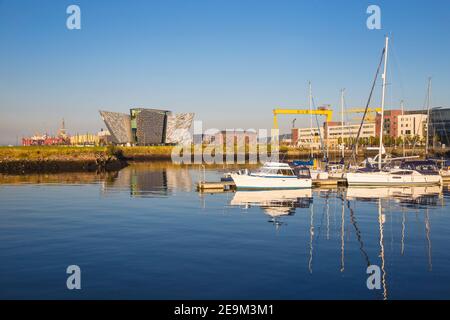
[375,110,402,137]
[212,129,257,145]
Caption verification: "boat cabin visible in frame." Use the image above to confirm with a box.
[254,162,297,177]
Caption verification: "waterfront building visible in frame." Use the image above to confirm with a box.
[324,121,376,147]
[429,107,450,147]
[69,129,112,146]
[100,109,194,146]
[291,127,323,149]
[165,113,195,145]
[70,133,99,146]
[397,113,427,138]
[375,110,402,137]
[212,129,257,145]
[130,108,170,145]
[99,111,133,145]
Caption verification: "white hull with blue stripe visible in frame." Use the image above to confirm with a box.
[230,162,312,190]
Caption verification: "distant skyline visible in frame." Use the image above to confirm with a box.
[1,0,450,145]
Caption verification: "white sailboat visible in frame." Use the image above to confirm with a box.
[230,162,312,190]
[346,166,441,186]
[346,36,442,187]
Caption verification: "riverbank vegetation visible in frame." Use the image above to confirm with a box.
[0,144,446,174]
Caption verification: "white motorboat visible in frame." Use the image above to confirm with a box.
[230,162,312,190]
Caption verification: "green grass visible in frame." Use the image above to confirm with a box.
[0,145,177,161]
[0,144,305,161]
[0,146,106,160]
[117,146,174,157]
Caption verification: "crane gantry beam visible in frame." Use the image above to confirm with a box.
[273,107,382,129]
[273,108,333,129]
[344,108,381,114]
[344,108,382,122]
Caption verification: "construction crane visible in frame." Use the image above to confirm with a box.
[344,108,381,122]
[273,108,333,129]
[273,107,380,129]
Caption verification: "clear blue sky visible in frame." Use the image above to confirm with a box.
[1,0,449,145]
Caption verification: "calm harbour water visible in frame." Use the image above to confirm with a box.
[1,162,450,300]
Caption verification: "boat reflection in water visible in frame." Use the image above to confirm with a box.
[230,189,313,227]
[343,185,442,300]
[345,185,442,207]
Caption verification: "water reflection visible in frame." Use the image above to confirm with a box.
[343,186,441,300]
[345,185,442,208]
[101,162,193,197]
[227,185,445,300]
[1,164,450,299]
[230,189,313,227]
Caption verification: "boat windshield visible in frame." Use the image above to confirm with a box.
[291,166,311,179]
[258,167,295,176]
[278,169,295,176]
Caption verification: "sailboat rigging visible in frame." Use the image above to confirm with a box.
[346,36,442,187]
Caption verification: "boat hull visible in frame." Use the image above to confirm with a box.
[328,171,345,179]
[346,171,442,187]
[230,173,312,190]
[310,170,329,180]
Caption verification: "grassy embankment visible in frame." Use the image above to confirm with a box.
[0,144,442,174]
[0,145,433,162]
[0,145,175,161]
[0,146,127,173]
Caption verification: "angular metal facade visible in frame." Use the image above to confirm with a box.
[100,108,193,145]
[165,113,195,144]
[135,109,168,145]
[99,111,133,144]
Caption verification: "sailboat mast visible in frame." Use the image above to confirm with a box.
[341,89,345,159]
[401,100,405,157]
[378,36,389,170]
[309,81,313,158]
[425,77,432,157]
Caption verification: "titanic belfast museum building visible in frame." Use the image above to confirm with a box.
[99,108,194,145]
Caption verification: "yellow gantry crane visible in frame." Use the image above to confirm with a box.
[273,107,381,129]
[344,108,381,122]
[273,108,333,129]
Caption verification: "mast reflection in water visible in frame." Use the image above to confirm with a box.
[0,164,449,299]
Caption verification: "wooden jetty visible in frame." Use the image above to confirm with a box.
[197,178,348,192]
[312,178,347,187]
[197,181,236,191]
